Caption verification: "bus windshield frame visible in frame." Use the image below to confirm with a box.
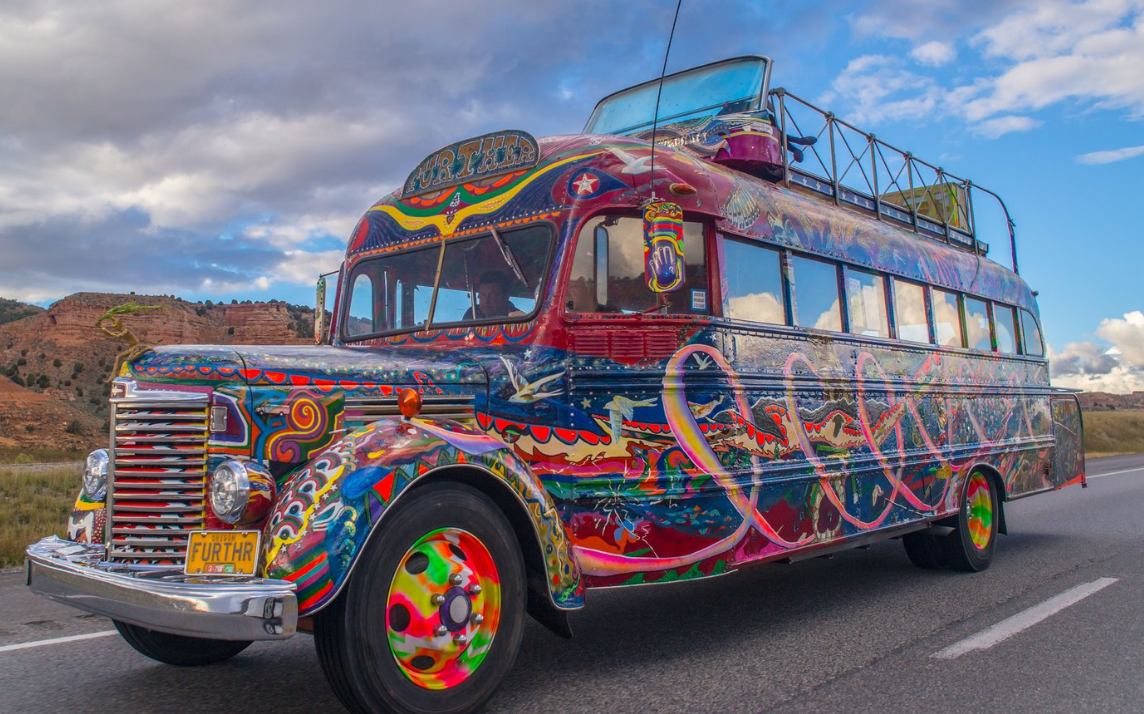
[584,55,772,136]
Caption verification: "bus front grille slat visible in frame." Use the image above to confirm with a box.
[108,396,209,564]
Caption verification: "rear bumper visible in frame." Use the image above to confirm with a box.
[26,536,297,641]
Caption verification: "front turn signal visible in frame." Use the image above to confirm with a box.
[399,388,422,419]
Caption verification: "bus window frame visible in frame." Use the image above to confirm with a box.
[339,220,558,342]
[715,232,789,327]
[841,264,892,340]
[563,210,715,319]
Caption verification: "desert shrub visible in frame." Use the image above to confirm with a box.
[65,420,84,435]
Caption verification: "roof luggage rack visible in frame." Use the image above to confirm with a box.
[768,88,1019,274]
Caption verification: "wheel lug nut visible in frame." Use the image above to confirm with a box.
[453,633,467,645]
[431,594,445,605]
[471,614,484,625]
[434,625,447,637]
[468,584,481,595]
[449,574,463,586]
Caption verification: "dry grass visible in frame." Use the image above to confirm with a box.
[0,465,79,568]
[1083,410,1144,456]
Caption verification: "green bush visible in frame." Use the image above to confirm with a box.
[65,420,84,435]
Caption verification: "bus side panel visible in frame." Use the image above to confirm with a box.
[1050,393,1085,488]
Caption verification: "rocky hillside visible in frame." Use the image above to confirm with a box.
[0,293,316,452]
[0,298,45,326]
[1078,391,1144,412]
[0,375,103,456]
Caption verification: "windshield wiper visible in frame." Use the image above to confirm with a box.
[490,226,529,289]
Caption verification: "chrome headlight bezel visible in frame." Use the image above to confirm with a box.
[82,449,109,501]
[209,460,251,524]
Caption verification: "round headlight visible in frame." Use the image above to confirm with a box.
[209,460,251,524]
[82,449,109,501]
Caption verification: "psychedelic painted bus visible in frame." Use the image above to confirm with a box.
[27,55,1084,714]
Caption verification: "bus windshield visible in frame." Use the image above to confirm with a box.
[342,224,553,338]
[584,56,770,136]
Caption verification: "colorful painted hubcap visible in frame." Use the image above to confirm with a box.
[965,473,993,550]
[385,528,501,690]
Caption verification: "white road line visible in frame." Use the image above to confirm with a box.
[1088,466,1144,480]
[0,630,116,654]
[932,577,1119,660]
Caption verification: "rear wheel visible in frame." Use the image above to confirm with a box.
[315,482,526,714]
[943,470,998,572]
[903,470,998,572]
[113,621,251,666]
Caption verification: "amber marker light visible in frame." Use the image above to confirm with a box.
[399,388,423,419]
[669,182,697,196]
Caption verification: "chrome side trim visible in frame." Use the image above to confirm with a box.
[26,536,297,641]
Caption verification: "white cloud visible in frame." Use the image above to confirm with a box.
[1096,310,1144,366]
[971,115,1042,138]
[1050,311,1144,393]
[910,40,956,66]
[831,0,1144,138]
[1051,365,1144,393]
[822,55,941,123]
[1077,144,1144,164]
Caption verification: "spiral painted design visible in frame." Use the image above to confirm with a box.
[266,393,330,462]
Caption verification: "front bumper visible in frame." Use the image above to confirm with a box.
[26,536,297,641]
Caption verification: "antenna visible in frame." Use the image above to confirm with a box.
[647,0,683,201]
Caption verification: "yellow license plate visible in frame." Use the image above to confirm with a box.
[184,531,261,576]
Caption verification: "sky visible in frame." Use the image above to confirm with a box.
[0,0,1142,392]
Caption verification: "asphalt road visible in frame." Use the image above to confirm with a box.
[2,454,1143,714]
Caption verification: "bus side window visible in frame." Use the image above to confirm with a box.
[993,304,1018,354]
[790,254,842,331]
[932,288,963,347]
[719,236,786,325]
[346,272,375,337]
[568,215,708,314]
[892,278,929,343]
[845,267,889,338]
[964,297,992,351]
[1020,309,1044,357]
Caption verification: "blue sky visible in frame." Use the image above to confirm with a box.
[0,0,1141,391]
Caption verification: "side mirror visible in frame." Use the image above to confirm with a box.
[314,275,326,345]
[643,201,685,293]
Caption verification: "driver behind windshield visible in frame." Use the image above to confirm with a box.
[465,270,525,320]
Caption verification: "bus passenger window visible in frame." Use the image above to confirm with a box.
[845,268,889,338]
[993,304,1018,354]
[1021,309,1044,357]
[791,255,841,331]
[932,288,963,347]
[345,272,376,337]
[893,279,929,343]
[964,297,992,351]
[569,215,708,314]
[720,236,786,325]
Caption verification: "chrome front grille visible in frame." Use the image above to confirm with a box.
[107,391,210,562]
[344,394,477,429]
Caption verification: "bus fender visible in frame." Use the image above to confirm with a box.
[262,418,584,616]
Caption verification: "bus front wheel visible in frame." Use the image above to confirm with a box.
[314,481,526,714]
[904,470,998,573]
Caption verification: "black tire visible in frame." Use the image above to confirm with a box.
[113,621,251,666]
[901,470,998,573]
[942,470,999,572]
[314,481,526,714]
[902,529,948,569]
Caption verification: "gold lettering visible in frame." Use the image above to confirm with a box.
[479,135,505,174]
[434,149,454,185]
[453,140,481,180]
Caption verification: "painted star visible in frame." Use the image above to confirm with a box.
[572,173,599,195]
